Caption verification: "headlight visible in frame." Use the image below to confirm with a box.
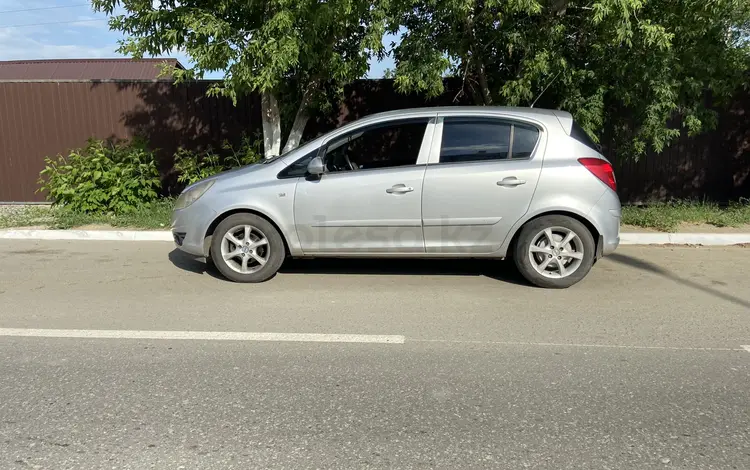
[174,180,215,210]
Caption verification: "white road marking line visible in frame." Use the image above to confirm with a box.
[0,329,742,351]
[0,328,405,344]
[411,338,744,352]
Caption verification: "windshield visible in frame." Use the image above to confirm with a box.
[261,140,321,164]
[261,153,287,164]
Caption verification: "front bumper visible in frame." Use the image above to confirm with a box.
[172,231,187,247]
[171,202,217,257]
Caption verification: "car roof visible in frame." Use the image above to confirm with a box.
[366,106,568,119]
[348,106,573,134]
[281,106,573,164]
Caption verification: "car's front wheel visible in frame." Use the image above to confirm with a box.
[513,215,595,288]
[210,213,286,283]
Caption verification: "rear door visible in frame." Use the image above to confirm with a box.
[421,115,544,254]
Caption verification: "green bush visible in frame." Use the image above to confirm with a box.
[173,147,224,186]
[174,134,263,186]
[38,138,161,214]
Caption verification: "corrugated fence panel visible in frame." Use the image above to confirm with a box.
[0,81,262,202]
[0,79,748,202]
[608,100,749,202]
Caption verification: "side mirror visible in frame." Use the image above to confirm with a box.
[306,156,325,176]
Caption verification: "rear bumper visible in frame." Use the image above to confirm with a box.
[589,190,621,257]
[602,233,620,256]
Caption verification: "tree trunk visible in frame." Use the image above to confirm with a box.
[261,91,282,158]
[474,55,493,105]
[465,9,492,106]
[281,86,315,154]
[468,80,485,106]
[549,0,568,15]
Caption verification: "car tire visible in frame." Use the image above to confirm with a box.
[210,213,286,283]
[204,254,216,270]
[513,215,595,289]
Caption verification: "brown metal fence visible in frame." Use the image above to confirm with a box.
[0,80,261,202]
[1,79,748,202]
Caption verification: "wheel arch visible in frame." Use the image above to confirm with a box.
[203,208,291,258]
[506,210,601,259]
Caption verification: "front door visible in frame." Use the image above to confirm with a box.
[421,116,544,254]
[294,118,434,254]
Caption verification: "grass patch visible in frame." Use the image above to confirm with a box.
[621,201,750,231]
[0,199,173,230]
[3,199,750,232]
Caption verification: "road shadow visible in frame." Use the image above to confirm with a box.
[279,257,530,286]
[168,249,225,280]
[608,253,750,309]
[168,249,531,286]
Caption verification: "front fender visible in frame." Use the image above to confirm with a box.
[203,176,302,257]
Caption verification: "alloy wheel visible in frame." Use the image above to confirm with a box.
[220,225,270,274]
[527,226,584,279]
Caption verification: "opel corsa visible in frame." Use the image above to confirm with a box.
[172,107,621,288]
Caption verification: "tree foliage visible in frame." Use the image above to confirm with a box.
[173,135,263,186]
[387,0,750,157]
[92,0,387,156]
[92,0,750,160]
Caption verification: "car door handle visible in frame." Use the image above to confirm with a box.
[386,184,414,194]
[497,177,526,187]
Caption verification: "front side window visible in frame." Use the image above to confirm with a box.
[439,118,540,163]
[325,120,428,173]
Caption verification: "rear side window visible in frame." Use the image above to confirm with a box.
[571,122,599,151]
[439,118,540,163]
[511,124,540,159]
[440,120,511,163]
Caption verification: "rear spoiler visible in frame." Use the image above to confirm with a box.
[553,110,574,135]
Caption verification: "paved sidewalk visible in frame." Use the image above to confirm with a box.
[2,228,750,245]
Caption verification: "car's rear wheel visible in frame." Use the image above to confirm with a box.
[513,215,595,288]
[210,213,286,283]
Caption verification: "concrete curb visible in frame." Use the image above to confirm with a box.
[1,229,750,246]
[0,229,173,242]
[619,232,750,246]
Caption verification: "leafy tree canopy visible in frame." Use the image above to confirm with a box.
[388,0,750,156]
[93,0,750,159]
[92,0,387,156]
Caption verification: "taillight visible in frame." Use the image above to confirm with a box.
[578,158,616,192]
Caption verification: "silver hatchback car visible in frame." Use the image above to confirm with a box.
[172,107,620,288]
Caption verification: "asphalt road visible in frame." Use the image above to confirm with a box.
[0,240,749,469]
